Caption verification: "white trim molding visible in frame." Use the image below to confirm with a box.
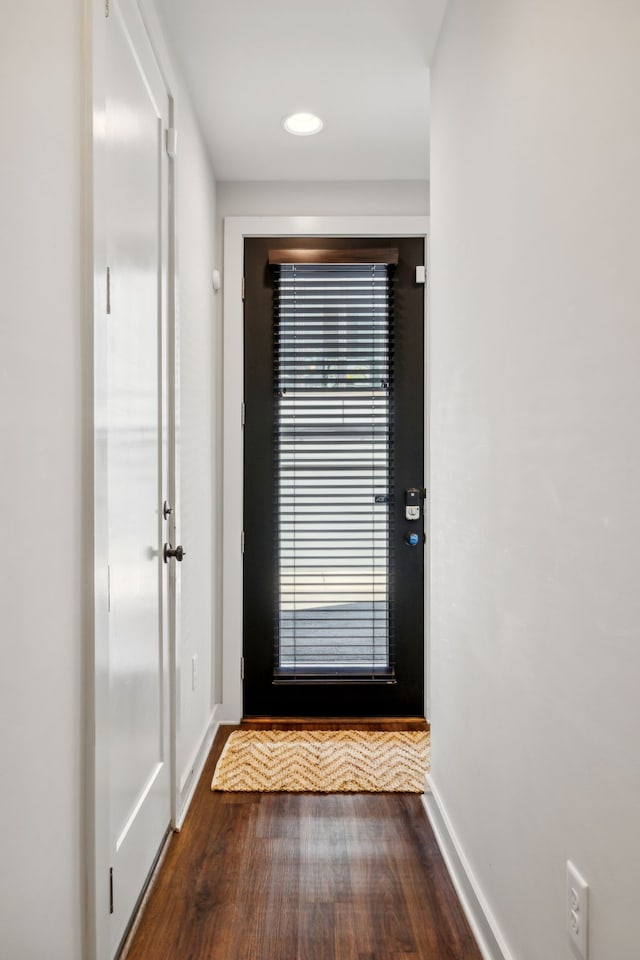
[175,707,221,829]
[222,215,430,722]
[422,773,516,960]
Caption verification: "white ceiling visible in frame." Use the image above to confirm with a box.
[154,0,449,182]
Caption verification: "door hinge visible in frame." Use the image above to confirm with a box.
[416,265,426,284]
[109,867,114,914]
[240,657,245,680]
[166,127,178,159]
[241,530,245,554]
[241,402,246,426]
[106,266,111,315]
[105,0,110,17]
[241,277,245,301]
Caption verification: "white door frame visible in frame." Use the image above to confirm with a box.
[88,2,180,958]
[221,215,430,723]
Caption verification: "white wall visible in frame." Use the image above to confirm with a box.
[171,69,220,806]
[0,2,219,953]
[217,179,429,218]
[217,179,429,256]
[0,2,84,957]
[429,3,640,960]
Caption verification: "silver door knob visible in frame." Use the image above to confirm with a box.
[163,543,186,563]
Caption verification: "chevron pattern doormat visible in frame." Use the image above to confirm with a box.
[211,729,430,793]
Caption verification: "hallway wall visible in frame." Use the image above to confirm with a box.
[217,178,429,260]
[217,178,429,219]
[167,39,220,815]
[430,3,640,959]
[0,2,84,957]
[0,2,219,954]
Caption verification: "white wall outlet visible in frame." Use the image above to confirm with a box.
[191,655,198,691]
[567,860,589,959]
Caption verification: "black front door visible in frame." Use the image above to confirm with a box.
[243,236,425,717]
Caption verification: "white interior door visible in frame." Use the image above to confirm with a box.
[105,0,170,952]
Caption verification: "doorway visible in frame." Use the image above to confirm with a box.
[92,1,174,955]
[242,236,425,717]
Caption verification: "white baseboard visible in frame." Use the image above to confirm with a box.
[175,705,221,830]
[422,773,515,960]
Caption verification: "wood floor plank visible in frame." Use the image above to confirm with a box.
[122,724,481,960]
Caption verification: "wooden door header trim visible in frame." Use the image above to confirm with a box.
[268,247,399,265]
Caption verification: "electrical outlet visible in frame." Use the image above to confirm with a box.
[567,860,588,959]
[191,655,197,691]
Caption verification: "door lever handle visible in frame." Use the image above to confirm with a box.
[163,543,186,563]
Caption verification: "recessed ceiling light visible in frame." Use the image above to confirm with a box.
[283,112,324,136]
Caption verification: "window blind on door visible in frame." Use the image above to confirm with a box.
[272,260,395,681]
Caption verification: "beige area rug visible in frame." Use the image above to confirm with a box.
[211,729,430,794]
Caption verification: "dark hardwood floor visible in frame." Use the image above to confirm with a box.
[122,724,482,960]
